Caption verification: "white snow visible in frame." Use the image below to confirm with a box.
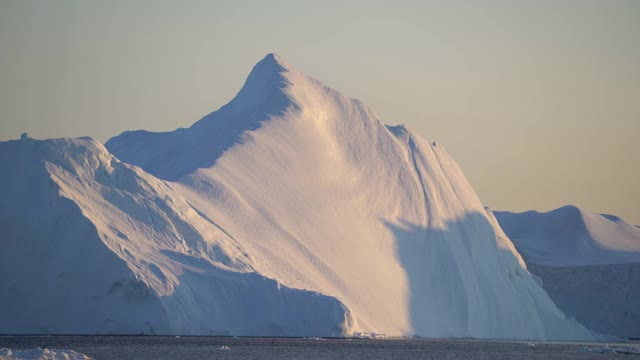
[104,54,592,340]
[0,348,92,360]
[492,206,640,338]
[1,53,595,340]
[0,137,352,336]
[494,206,640,267]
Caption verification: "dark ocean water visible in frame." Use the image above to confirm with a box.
[0,336,637,360]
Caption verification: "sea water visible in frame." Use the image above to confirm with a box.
[0,336,636,359]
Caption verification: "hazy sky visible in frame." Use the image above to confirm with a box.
[1,0,638,223]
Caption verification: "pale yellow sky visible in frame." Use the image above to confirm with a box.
[1,0,638,223]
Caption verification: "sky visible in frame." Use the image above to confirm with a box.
[1,0,638,223]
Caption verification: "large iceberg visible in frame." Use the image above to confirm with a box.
[0,54,593,340]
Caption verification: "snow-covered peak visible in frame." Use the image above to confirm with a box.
[107,53,386,180]
[209,52,295,114]
[256,53,292,72]
[1,136,114,178]
[494,205,640,266]
[190,52,382,134]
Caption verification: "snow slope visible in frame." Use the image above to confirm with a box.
[494,206,640,267]
[102,53,592,340]
[0,137,353,336]
[493,206,640,338]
